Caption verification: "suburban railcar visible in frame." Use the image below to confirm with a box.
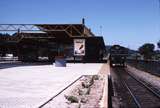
[109,45,128,67]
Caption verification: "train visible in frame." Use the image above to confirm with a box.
[109,45,128,67]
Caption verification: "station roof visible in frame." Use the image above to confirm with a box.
[37,24,95,37]
[0,24,95,38]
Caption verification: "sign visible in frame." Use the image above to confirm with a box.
[74,39,85,56]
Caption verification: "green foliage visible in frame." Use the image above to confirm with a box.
[138,43,155,60]
[65,95,79,103]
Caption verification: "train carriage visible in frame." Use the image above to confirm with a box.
[109,45,128,67]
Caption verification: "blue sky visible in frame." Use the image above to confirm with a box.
[0,0,160,50]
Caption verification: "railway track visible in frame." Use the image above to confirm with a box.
[113,68,160,108]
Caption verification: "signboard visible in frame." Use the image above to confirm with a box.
[74,39,85,56]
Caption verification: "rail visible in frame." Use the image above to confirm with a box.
[123,69,160,107]
[126,71,160,99]
[115,68,160,108]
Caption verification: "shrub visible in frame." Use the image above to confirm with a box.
[65,95,79,103]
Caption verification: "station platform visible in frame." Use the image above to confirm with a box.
[98,63,110,108]
[0,63,110,108]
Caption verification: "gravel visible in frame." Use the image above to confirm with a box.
[43,75,105,108]
[127,65,160,90]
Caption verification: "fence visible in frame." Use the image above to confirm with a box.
[127,59,160,76]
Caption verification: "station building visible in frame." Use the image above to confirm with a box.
[0,19,106,62]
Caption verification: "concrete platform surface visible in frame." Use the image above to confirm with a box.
[98,63,110,108]
[0,63,103,108]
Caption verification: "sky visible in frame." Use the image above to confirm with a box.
[0,0,160,50]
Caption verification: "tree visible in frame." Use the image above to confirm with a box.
[138,43,155,60]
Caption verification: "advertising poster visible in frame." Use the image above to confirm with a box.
[74,39,85,56]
